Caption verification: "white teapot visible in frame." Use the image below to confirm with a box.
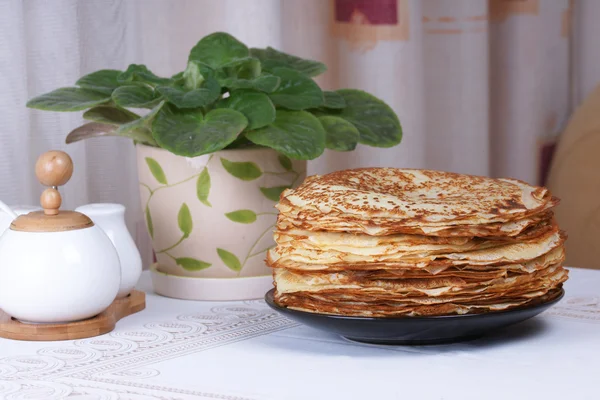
[0,151,121,323]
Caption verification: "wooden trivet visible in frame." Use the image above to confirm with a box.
[0,290,145,341]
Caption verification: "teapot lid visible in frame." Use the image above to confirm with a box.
[11,151,94,232]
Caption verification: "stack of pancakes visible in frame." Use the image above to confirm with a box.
[267,168,568,317]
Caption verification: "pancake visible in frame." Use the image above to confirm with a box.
[268,167,567,318]
[276,209,554,237]
[268,230,564,268]
[277,168,558,236]
[274,287,564,317]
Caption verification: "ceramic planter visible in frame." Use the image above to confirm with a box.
[136,144,306,300]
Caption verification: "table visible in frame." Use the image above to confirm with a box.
[0,268,598,400]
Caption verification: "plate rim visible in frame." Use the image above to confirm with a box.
[264,287,565,321]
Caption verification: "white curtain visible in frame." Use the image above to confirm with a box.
[1,0,599,267]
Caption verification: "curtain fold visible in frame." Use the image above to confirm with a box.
[1,0,598,268]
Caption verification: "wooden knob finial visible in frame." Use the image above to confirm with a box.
[35,151,73,215]
[40,188,61,215]
[35,150,73,187]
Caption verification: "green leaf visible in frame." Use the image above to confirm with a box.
[183,61,204,90]
[188,32,249,69]
[112,85,161,108]
[177,203,193,237]
[318,115,359,151]
[260,186,289,202]
[278,154,293,171]
[322,91,346,109]
[157,77,221,109]
[171,71,184,81]
[153,106,248,157]
[220,158,262,181]
[116,101,164,145]
[217,90,275,129]
[145,207,154,239]
[65,122,116,143]
[217,248,242,272]
[26,87,111,111]
[176,257,211,271]
[83,106,139,125]
[118,64,172,86]
[220,57,261,80]
[336,89,402,147]
[268,68,323,110]
[145,157,167,184]
[250,47,327,77]
[225,209,257,224]
[76,69,122,94]
[64,121,156,146]
[253,75,281,93]
[246,110,326,160]
[225,133,258,150]
[196,167,212,207]
[218,74,281,93]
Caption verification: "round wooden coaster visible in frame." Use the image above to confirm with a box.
[0,290,146,341]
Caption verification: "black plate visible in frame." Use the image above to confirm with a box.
[265,289,564,345]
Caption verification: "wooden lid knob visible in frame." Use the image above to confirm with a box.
[10,150,93,232]
[34,151,73,215]
[40,188,61,215]
[35,150,73,187]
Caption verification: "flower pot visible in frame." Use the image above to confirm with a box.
[136,144,306,300]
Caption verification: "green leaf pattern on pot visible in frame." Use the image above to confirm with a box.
[278,154,293,171]
[145,207,154,239]
[177,203,193,238]
[142,151,300,274]
[145,157,168,185]
[225,209,257,224]
[196,167,212,207]
[145,157,167,184]
[220,157,262,181]
[217,248,242,272]
[176,257,211,271]
[260,186,289,202]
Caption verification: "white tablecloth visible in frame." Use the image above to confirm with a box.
[0,268,598,400]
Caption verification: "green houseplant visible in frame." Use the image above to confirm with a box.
[27,32,402,300]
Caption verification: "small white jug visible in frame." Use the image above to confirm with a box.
[76,203,142,298]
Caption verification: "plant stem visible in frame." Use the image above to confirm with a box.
[140,182,153,194]
[290,170,306,187]
[156,234,186,253]
[164,252,176,261]
[264,171,294,176]
[248,245,275,259]
[242,223,275,268]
